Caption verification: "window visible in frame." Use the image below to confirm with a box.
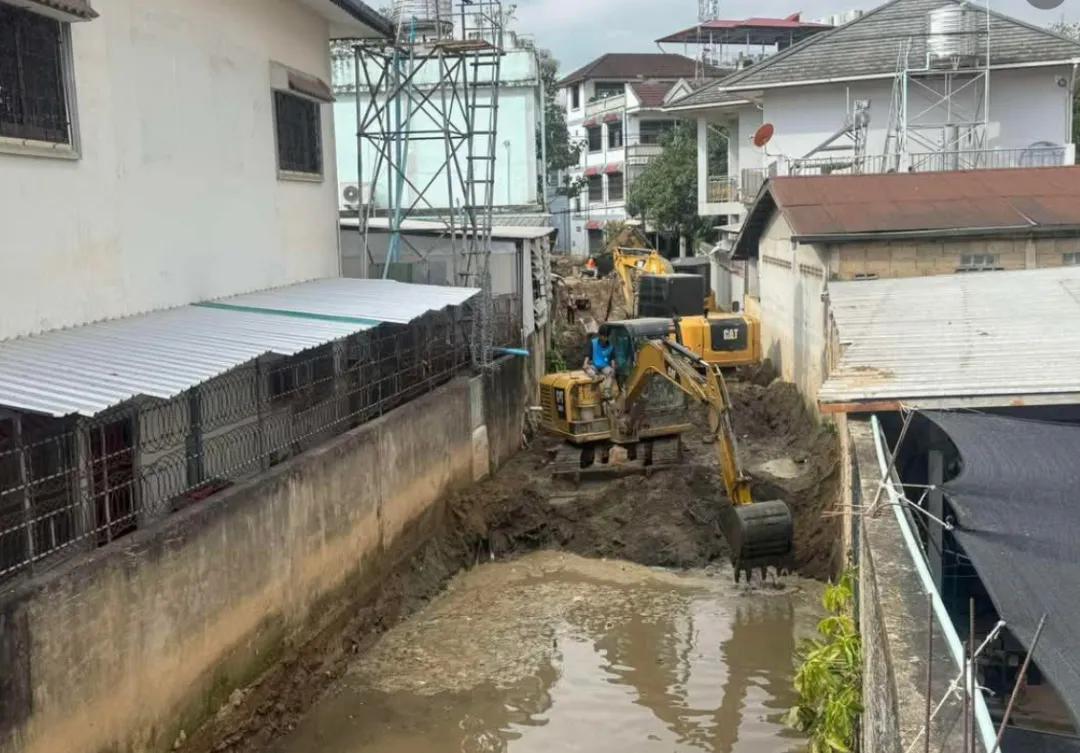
[0,4,74,146]
[607,121,623,149]
[607,172,624,202]
[956,253,1001,272]
[587,126,602,153]
[587,174,603,203]
[274,90,322,177]
[639,120,677,145]
[570,84,580,109]
[594,82,624,99]
[1064,252,1080,266]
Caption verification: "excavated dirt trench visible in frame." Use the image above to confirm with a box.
[184,377,840,753]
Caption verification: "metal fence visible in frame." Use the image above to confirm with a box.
[0,297,521,583]
[908,146,1067,173]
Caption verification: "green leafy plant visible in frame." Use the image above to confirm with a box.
[789,569,863,753]
[546,345,567,374]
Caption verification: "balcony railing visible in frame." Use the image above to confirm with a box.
[626,141,663,165]
[704,145,1074,208]
[585,94,626,117]
[908,146,1068,172]
[707,176,738,203]
[788,154,893,176]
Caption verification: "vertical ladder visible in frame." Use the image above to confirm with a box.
[883,40,909,171]
[459,0,504,367]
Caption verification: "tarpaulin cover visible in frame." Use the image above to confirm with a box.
[924,411,1080,727]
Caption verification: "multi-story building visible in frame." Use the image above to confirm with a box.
[665,0,1080,224]
[557,53,705,255]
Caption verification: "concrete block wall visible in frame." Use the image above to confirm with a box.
[0,357,530,753]
[832,235,1080,280]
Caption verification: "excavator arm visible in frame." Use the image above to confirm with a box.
[617,339,794,580]
[611,248,674,317]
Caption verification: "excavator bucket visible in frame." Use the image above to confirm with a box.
[720,500,795,582]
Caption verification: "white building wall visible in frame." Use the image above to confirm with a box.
[697,66,1074,216]
[0,0,344,341]
[333,48,541,209]
[756,213,830,409]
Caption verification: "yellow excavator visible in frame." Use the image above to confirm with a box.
[609,248,762,369]
[539,319,794,580]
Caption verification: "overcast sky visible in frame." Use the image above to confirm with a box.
[514,0,1080,74]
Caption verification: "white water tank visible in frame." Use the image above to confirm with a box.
[390,0,453,37]
[927,4,979,67]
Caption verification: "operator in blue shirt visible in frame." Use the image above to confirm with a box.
[585,332,615,398]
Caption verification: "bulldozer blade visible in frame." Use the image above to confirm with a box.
[720,500,795,582]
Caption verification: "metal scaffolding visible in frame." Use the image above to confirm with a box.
[352,1,505,367]
[885,2,992,171]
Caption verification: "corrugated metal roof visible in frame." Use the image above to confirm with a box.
[656,14,831,45]
[0,278,478,418]
[344,217,556,240]
[820,267,1080,409]
[667,0,1080,109]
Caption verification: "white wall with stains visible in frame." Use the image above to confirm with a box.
[0,0,346,341]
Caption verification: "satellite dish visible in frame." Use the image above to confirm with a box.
[752,123,775,148]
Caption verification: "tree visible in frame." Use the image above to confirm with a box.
[531,47,581,193]
[626,123,716,245]
[1051,21,1080,156]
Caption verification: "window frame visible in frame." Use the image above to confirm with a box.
[593,82,624,99]
[272,88,325,182]
[570,84,580,110]
[0,5,81,160]
[607,121,623,149]
[956,253,1002,273]
[586,125,603,154]
[606,171,624,203]
[587,173,603,204]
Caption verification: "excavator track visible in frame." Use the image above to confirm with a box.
[550,437,683,482]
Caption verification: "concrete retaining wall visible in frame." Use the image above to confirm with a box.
[0,356,531,753]
[846,419,972,753]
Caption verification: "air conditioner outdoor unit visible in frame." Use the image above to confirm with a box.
[339,182,370,209]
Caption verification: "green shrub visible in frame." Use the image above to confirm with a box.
[789,569,862,753]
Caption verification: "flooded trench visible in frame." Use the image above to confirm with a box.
[189,379,839,753]
[269,552,823,753]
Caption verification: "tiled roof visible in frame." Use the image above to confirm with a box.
[630,81,675,108]
[557,54,702,87]
[669,0,1080,108]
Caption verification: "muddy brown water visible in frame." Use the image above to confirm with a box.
[269,552,823,753]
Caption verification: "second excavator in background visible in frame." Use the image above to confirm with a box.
[539,319,794,580]
[609,247,762,370]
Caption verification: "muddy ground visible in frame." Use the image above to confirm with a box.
[183,371,840,753]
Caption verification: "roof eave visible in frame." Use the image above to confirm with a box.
[300,0,394,39]
[795,224,1080,244]
[713,58,1080,96]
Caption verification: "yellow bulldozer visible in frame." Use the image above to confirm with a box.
[609,247,762,369]
[539,319,794,580]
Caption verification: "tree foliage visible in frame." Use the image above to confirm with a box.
[788,570,863,753]
[534,47,581,178]
[626,123,712,241]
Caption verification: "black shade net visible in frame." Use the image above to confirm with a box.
[923,411,1080,729]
